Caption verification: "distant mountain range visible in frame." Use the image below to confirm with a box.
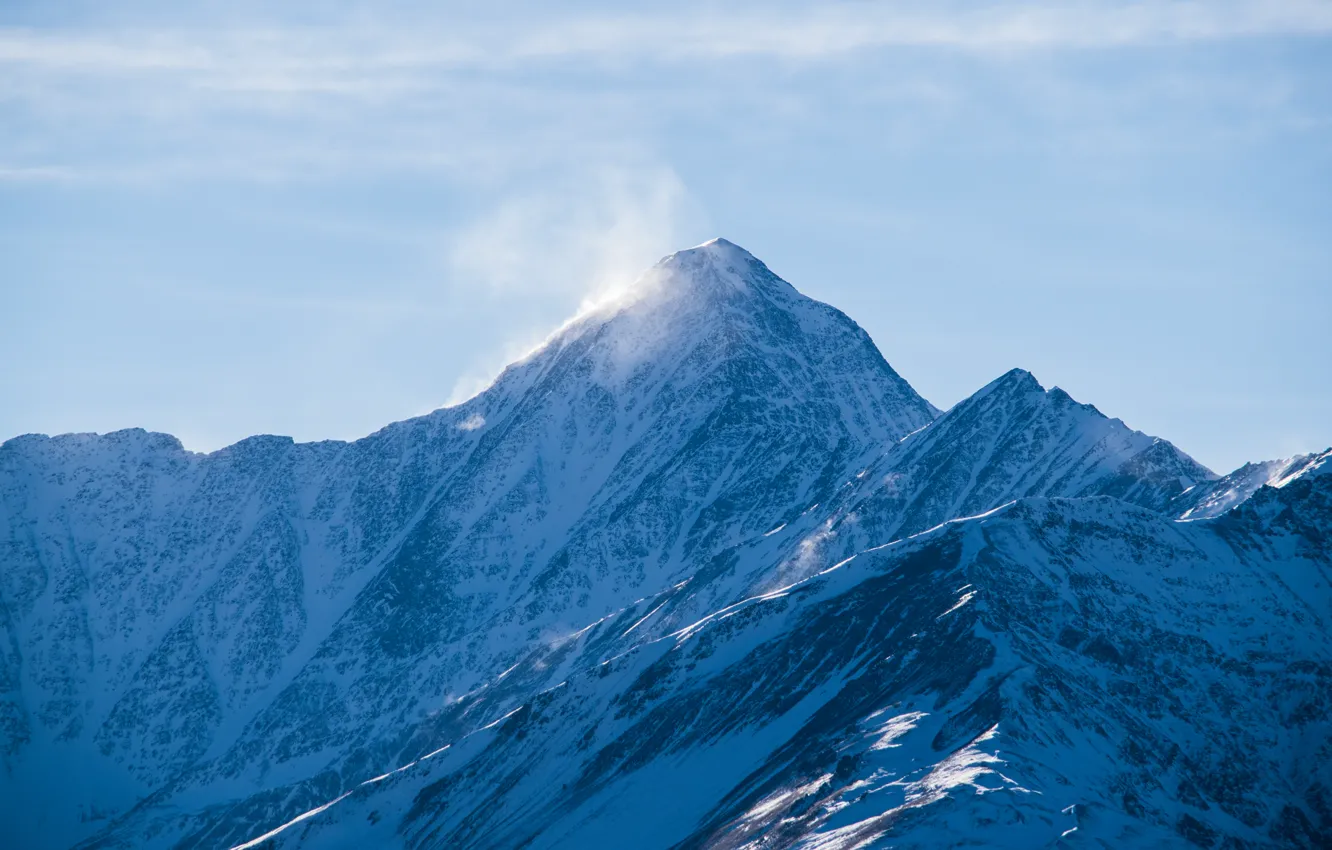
[3,239,1328,849]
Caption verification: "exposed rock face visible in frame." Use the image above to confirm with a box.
[0,239,1325,850]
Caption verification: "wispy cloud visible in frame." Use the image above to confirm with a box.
[4,1,1332,82]
[3,1,1329,184]
[0,165,77,181]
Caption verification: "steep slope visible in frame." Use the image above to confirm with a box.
[3,239,941,849]
[548,366,1219,671]
[232,466,1332,850]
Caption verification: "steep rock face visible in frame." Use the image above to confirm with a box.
[238,473,1332,850]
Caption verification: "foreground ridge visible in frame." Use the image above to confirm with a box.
[240,479,1332,850]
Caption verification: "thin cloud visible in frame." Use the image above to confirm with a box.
[0,165,77,181]
[3,1,1331,84]
[3,2,1327,185]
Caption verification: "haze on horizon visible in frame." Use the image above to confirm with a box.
[2,0,1330,473]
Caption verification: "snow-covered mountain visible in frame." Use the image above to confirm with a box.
[1,239,1327,849]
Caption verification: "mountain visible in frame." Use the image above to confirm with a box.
[1,238,1326,850]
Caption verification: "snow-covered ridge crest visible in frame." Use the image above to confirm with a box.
[807,365,1218,566]
[575,237,775,315]
[1174,447,1331,520]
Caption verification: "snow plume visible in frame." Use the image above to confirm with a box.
[442,164,703,405]
[882,471,912,498]
[442,325,562,408]
[797,520,837,567]
[763,517,839,592]
[449,165,699,306]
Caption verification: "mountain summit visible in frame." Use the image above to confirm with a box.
[1,241,1327,850]
[481,237,938,445]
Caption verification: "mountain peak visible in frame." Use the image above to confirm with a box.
[976,367,1043,399]
[674,236,750,260]
[549,239,783,338]
[474,238,938,450]
[968,368,1116,422]
[639,236,792,304]
[845,364,1217,535]
[689,235,745,252]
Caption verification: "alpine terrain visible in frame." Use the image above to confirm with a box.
[2,239,1328,849]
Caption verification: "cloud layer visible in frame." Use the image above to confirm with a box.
[5,0,1329,185]
[6,0,1332,79]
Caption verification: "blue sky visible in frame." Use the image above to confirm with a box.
[2,1,1330,472]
